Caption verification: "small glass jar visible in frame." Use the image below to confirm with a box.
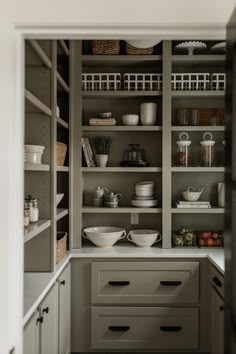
[191,109,200,126]
[176,132,191,167]
[176,108,190,126]
[200,132,215,167]
[25,195,39,223]
[24,208,30,227]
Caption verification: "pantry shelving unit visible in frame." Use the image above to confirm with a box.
[24,39,72,272]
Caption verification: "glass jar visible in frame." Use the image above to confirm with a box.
[24,208,30,227]
[200,132,215,167]
[176,108,190,126]
[24,195,39,223]
[176,132,191,167]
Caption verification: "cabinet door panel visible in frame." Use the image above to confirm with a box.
[40,284,58,354]
[211,288,224,354]
[23,311,40,354]
[58,263,71,354]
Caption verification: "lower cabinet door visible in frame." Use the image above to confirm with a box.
[91,307,199,350]
[23,311,40,354]
[40,284,58,354]
[211,288,224,354]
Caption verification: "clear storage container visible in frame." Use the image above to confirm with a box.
[176,132,191,167]
[200,132,215,167]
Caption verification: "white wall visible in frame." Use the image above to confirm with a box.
[0,1,235,353]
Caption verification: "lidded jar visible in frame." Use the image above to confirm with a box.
[176,132,191,167]
[24,195,39,223]
[200,132,215,167]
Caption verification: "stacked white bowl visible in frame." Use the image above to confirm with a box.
[24,145,45,164]
[131,181,158,207]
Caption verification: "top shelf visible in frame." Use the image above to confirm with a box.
[82,55,162,66]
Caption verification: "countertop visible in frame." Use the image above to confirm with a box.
[24,246,224,326]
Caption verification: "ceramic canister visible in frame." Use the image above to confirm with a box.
[140,103,157,126]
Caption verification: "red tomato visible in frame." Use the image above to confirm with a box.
[199,239,205,247]
[207,238,214,247]
[201,232,211,239]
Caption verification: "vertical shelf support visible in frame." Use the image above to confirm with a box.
[162,41,172,248]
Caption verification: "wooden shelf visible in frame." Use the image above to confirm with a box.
[172,55,225,64]
[57,208,69,221]
[82,207,162,214]
[25,89,52,116]
[82,126,162,131]
[82,167,162,172]
[82,55,162,66]
[24,163,50,171]
[172,126,225,132]
[172,208,225,214]
[172,91,225,98]
[57,166,69,172]
[58,40,69,56]
[57,116,69,129]
[24,219,51,243]
[28,40,52,68]
[82,91,162,98]
[57,72,69,93]
[171,167,225,172]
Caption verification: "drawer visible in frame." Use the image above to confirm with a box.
[211,265,224,298]
[91,307,199,350]
[91,261,199,304]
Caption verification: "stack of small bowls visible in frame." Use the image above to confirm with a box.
[131,181,158,208]
[92,187,108,207]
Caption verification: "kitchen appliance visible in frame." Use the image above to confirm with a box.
[120,144,149,167]
[127,230,162,247]
[82,227,126,247]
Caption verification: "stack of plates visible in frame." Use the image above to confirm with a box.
[131,181,158,208]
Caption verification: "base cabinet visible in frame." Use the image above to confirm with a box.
[23,311,40,354]
[211,266,224,354]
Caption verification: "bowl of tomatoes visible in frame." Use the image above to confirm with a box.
[198,231,224,248]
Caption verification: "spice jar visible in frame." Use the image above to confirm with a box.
[176,132,191,167]
[24,195,39,223]
[200,132,215,167]
[24,208,30,227]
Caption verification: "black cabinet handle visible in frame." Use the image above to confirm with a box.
[213,276,222,288]
[36,316,43,324]
[60,280,65,286]
[160,281,182,286]
[42,307,49,314]
[109,281,130,286]
[220,306,224,312]
[109,326,130,332]
[160,326,182,332]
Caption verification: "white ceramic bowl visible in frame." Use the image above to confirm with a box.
[122,114,139,126]
[82,227,126,247]
[182,191,202,202]
[136,181,154,187]
[125,40,161,49]
[131,199,158,207]
[24,145,45,153]
[24,145,45,164]
[127,229,162,247]
[98,112,112,118]
[56,193,64,206]
[135,182,154,197]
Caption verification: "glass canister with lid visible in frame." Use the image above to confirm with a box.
[176,132,191,167]
[24,195,39,223]
[200,132,215,167]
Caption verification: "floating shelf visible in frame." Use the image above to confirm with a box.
[28,40,52,69]
[58,40,69,56]
[57,72,69,93]
[172,208,225,214]
[24,163,50,171]
[24,219,51,243]
[82,55,162,66]
[57,166,69,172]
[25,89,52,116]
[82,126,162,131]
[57,116,69,129]
[82,207,162,214]
[57,208,69,221]
[171,167,225,172]
[82,91,162,98]
[171,126,225,132]
[172,55,225,64]
[172,91,225,98]
[82,167,162,173]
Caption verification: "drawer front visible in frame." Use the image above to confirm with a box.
[91,262,199,304]
[91,307,199,350]
[211,265,224,298]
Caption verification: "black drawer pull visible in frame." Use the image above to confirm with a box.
[109,326,130,332]
[36,316,43,324]
[160,326,182,332]
[213,276,222,288]
[109,281,130,286]
[42,307,49,314]
[60,280,65,286]
[220,306,224,312]
[160,281,182,286]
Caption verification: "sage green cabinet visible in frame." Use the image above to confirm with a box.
[58,263,71,354]
[211,266,224,354]
[23,311,40,354]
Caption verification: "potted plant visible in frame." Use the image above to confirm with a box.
[93,136,112,167]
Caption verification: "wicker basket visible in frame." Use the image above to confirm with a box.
[56,142,67,166]
[126,43,153,55]
[92,40,120,55]
[56,232,67,264]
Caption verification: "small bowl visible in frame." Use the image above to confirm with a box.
[98,112,112,119]
[127,229,162,247]
[56,193,64,206]
[122,114,139,126]
[182,186,204,202]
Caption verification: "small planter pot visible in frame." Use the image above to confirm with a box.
[95,154,109,167]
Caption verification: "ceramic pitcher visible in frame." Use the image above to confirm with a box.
[218,182,225,208]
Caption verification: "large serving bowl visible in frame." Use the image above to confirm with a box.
[82,227,126,247]
[127,229,162,247]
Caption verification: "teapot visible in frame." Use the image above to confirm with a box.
[105,192,122,208]
[93,187,108,199]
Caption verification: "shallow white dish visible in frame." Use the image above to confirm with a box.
[175,41,207,55]
[131,199,158,207]
[122,114,139,126]
[82,226,126,247]
[125,40,161,49]
[210,42,226,53]
[127,229,162,247]
[56,193,64,206]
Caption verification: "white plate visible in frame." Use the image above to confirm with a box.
[134,196,155,200]
[175,41,207,55]
[131,199,158,207]
[210,42,226,53]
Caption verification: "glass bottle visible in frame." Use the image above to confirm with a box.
[176,132,191,167]
[200,132,215,167]
[24,195,39,223]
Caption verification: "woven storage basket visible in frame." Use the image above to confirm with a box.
[92,40,120,55]
[126,43,154,55]
[56,142,67,166]
[56,232,67,264]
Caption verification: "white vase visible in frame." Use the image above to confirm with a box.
[218,182,225,207]
[95,154,108,167]
[140,102,157,126]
